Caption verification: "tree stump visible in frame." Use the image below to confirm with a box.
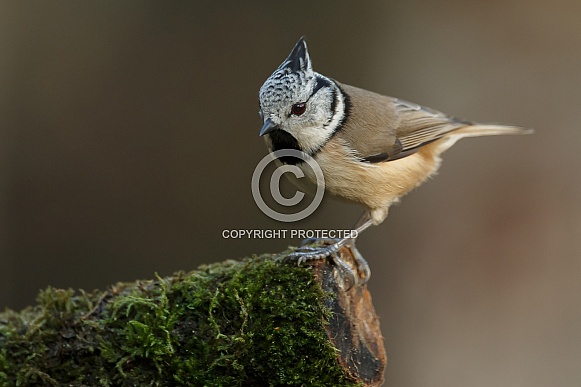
[0,249,386,386]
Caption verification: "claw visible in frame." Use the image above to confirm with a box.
[285,213,375,288]
[349,245,371,285]
[284,237,372,289]
[286,242,341,263]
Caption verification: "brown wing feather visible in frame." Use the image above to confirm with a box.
[392,98,469,151]
[337,83,467,162]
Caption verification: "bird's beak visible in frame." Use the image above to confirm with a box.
[259,118,278,136]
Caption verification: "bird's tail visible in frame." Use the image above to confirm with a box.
[455,123,534,138]
[437,123,533,152]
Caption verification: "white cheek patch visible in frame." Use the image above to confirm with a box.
[292,82,346,156]
[297,125,334,155]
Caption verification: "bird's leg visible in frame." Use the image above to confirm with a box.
[285,212,374,286]
[344,212,373,285]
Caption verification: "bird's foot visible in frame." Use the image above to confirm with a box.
[285,238,370,288]
[286,238,342,264]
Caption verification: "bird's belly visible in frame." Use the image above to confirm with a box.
[313,142,441,211]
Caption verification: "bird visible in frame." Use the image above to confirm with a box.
[257,37,532,286]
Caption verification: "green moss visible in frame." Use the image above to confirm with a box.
[0,254,359,386]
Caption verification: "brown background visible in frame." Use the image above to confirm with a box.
[1,2,580,386]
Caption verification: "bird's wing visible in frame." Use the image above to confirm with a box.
[337,83,467,163]
[337,83,530,163]
[389,98,468,156]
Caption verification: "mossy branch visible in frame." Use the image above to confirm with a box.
[0,249,386,386]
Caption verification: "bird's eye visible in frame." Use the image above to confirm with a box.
[291,102,306,116]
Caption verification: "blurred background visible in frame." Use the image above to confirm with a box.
[1,1,579,385]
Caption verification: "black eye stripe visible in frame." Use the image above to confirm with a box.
[312,76,331,95]
[282,76,334,117]
[293,76,331,112]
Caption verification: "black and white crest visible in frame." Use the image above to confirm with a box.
[258,38,316,113]
[258,38,347,157]
[277,37,312,73]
